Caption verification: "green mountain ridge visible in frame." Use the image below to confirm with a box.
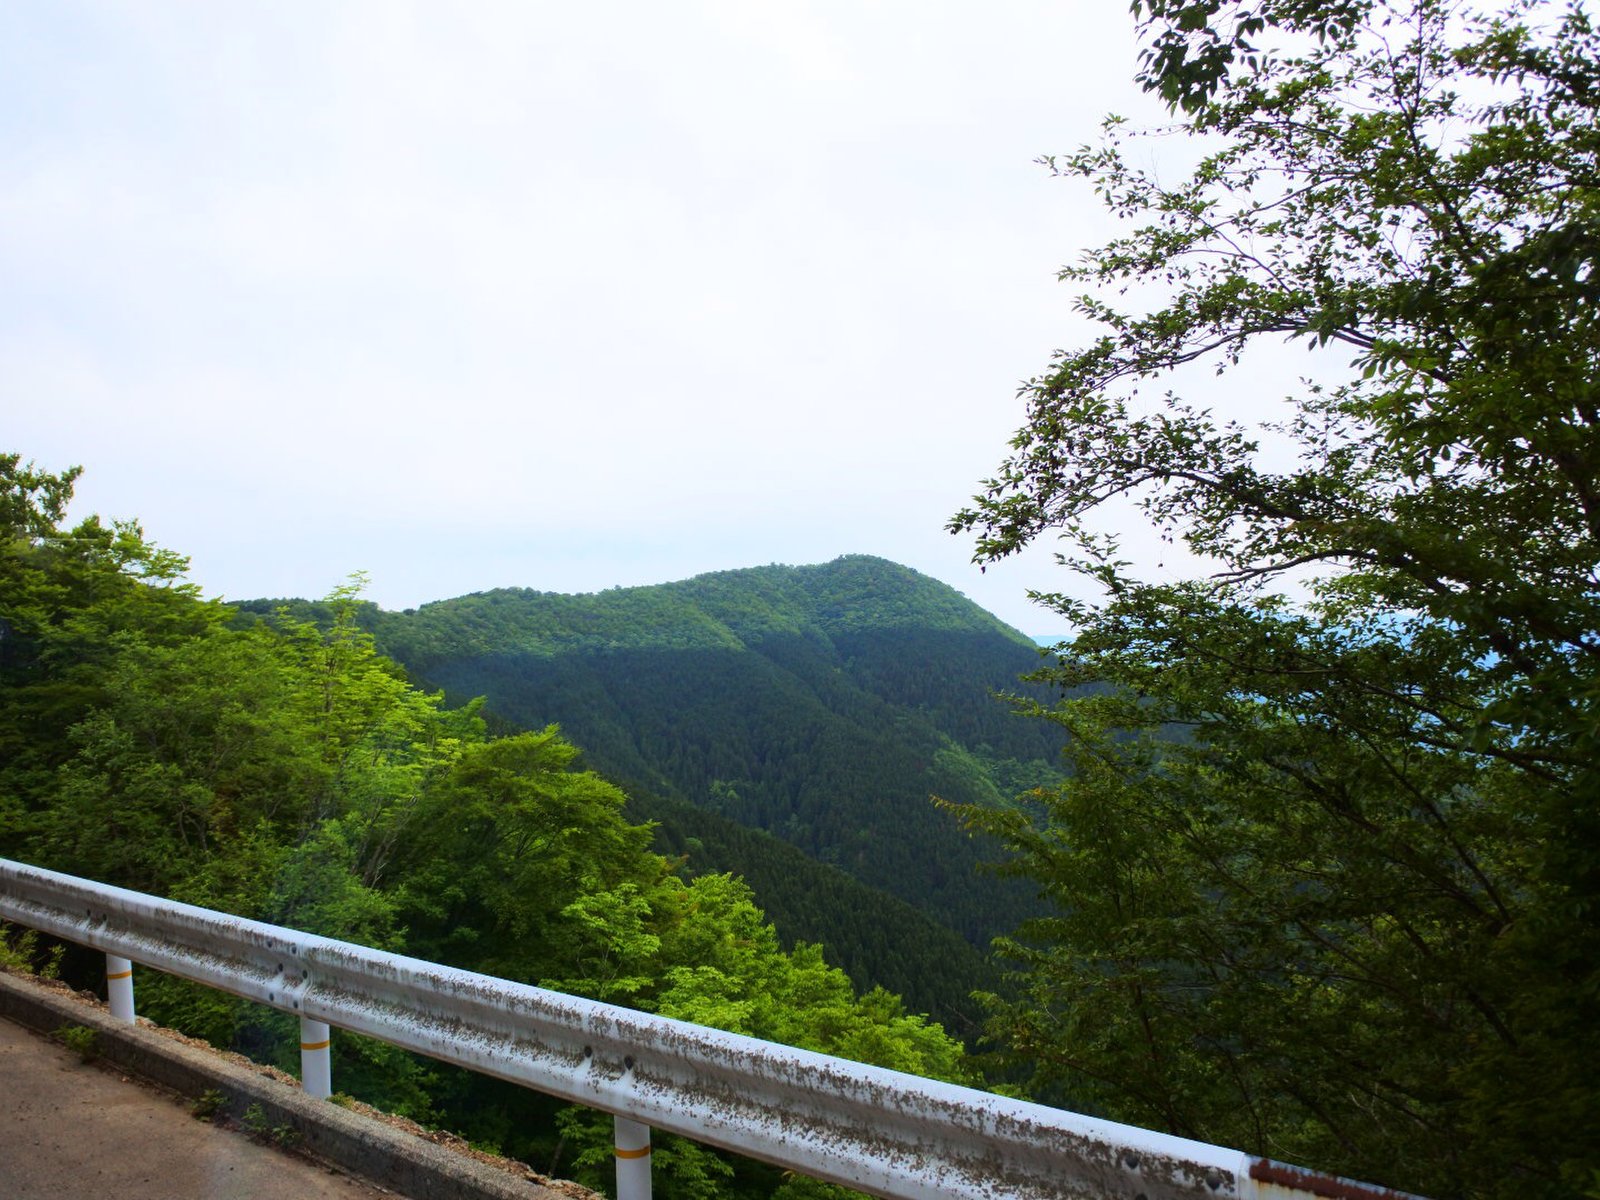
[0,465,980,1193]
[240,555,1066,1033]
[376,555,1037,664]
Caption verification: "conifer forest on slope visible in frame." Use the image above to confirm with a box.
[0,459,1039,1200]
[240,554,1070,1018]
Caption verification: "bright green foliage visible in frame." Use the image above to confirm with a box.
[951,3,1599,1198]
[641,792,997,1044]
[0,453,79,541]
[0,920,62,977]
[54,1023,98,1062]
[350,555,1032,662]
[547,872,972,1200]
[1,459,222,800]
[240,555,1066,1032]
[650,872,968,1083]
[392,727,663,991]
[0,459,973,1199]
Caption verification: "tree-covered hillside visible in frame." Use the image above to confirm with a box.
[246,557,1066,978]
[0,457,974,1200]
[632,787,997,1040]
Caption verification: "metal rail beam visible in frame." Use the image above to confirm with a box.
[0,859,1422,1200]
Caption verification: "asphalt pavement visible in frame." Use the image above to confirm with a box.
[0,1015,400,1200]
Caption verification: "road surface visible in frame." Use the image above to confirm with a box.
[0,1015,400,1200]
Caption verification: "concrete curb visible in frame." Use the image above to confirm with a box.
[0,969,577,1200]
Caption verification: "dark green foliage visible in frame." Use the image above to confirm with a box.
[251,557,1067,966]
[414,641,1044,950]
[0,921,63,977]
[634,789,996,1041]
[1,464,974,1200]
[951,3,1600,1197]
[0,453,79,543]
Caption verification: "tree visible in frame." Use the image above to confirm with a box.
[0,454,79,542]
[948,3,1599,1197]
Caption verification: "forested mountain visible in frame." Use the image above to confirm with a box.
[0,459,975,1200]
[632,788,996,1040]
[243,557,1067,1004]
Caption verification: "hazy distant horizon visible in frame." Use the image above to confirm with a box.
[3,3,1207,641]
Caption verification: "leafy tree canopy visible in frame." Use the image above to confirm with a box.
[0,458,969,1200]
[1,453,80,541]
[241,555,1068,1027]
[950,2,1598,1197]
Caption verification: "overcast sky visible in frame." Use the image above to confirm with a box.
[2,2,1184,636]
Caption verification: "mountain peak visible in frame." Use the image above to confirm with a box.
[371,558,1031,663]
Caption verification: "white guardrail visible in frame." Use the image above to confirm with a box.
[0,858,1421,1200]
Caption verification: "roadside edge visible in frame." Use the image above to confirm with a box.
[0,967,583,1200]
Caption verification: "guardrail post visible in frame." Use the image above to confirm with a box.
[300,1016,332,1099]
[614,1115,652,1200]
[105,954,135,1022]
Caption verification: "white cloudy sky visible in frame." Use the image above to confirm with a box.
[2,2,1185,636]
